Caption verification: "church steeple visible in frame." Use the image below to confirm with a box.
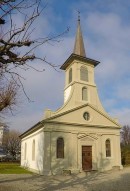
[60,15,99,71]
[73,13,86,57]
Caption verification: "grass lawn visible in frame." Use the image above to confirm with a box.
[0,162,32,174]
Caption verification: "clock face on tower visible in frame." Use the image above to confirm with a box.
[64,86,72,103]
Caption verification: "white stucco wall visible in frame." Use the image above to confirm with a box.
[100,133,122,171]
[44,123,122,174]
[50,131,73,175]
[21,128,44,174]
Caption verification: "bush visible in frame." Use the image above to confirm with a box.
[121,144,130,165]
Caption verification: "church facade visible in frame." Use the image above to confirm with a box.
[20,18,123,175]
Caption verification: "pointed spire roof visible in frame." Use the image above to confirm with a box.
[60,14,100,70]
[73,14,86,57]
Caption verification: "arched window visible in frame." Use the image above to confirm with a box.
[106,139,111,157]
[57,137,64,158]
[32,140,35,161]
[80,66,88,82]
[69,68,72,84]
[24,143,27,160]
[82,87,87,101]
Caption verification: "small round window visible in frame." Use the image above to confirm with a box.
[83,112,90,121]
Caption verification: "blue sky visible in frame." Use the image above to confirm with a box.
[6,0,130,132]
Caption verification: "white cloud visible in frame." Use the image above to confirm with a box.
[6,36,74,131]
[83,12,130,104]
[101,98,117,111]
[83,11,130,126]
[110,108,130,126]
[18,37,74,105]
[4,3,130,131]
[8,110,43,133]
[116,84,130,100]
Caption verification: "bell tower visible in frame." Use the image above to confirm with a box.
[60,16,106,112]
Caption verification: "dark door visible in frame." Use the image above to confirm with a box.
[82,146,92,171]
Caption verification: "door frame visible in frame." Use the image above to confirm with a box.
[78,135,97,171]
[82,145,92,171]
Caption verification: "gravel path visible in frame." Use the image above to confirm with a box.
[0,167,130,191]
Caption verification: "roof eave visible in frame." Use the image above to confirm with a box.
[60,53,100,70]
[19,121,43,139]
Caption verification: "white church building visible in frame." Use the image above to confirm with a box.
[20,17,123,175]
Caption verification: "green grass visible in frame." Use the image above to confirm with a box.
[0,162,32,174]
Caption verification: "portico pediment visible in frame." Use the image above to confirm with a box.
[44,103,121,129]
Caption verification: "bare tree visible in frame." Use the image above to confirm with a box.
[121,125,130,146]
[2,129,21,159]
[0,78,18,113]
[121,125,130,165]
[0,0,69,114]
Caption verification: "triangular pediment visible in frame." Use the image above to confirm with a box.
[43,103,121,128]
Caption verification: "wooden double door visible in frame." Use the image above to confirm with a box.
[82,146,92,171]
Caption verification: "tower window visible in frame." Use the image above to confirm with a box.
[82,87,87,101]
[80,66,88,82]
[57,137,64,158]
[106,139,111,157]
[69,68,72,84]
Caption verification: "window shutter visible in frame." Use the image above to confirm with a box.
[80,66,88,82]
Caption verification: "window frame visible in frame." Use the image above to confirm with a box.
[68,68,72,84]
[56,137,64,159]
[83,112,90,121]
[105,139,111,157]
[82,87,88,101]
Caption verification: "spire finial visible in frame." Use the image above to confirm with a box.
[78,10,80,22]
[73,13,86,57]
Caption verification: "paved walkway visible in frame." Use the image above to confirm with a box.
[0,167,130,191]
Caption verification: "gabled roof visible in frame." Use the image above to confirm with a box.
[60,53,100,70]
